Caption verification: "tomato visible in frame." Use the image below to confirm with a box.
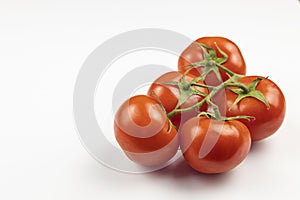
[179,117,251,174]
[225,76,286,141]
[147,71,208,129]
[178,37,246,84]
[114,95,179,166]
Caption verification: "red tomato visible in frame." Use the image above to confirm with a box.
[178,37,246,84]
[179,117,251,174]
[225,76,286,141]
[114,95,179,166]
[147,71,208,129]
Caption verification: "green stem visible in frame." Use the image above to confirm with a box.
[207,99,222,120]
[167,43,249,121]
[225,82,249,94]
[167,75,232,119]
[214,63,235,77]
[191,75,203,83]
[183,66,197,77]
[150,91,167,114]
[190,82,215,90]
[223,115,255,121]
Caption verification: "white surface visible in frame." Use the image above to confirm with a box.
[1,0,300,199]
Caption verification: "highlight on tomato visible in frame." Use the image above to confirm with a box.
[114,95,179,166]
[179,117,251,174]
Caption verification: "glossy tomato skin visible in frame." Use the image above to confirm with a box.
[225,76,286,141]
[114,95,179,166]
[147,71,208,129]
[178,37,246,83]
[179,117,251,174]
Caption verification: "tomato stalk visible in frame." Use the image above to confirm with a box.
[215,62,244,78]
[167,44,257,121]
[167,74,238,119]
[225,82,249,94]
[167,43,270,123]
[190,82,215,90]
[167,74,254,121]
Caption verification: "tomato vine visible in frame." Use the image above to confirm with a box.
[165,43,269,122]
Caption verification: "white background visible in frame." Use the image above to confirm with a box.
[1,0,300,199]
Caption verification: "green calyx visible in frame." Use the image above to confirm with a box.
[229,77,270,110]
[160,74,207,111]
[199,43,228,65]
[183,42,243,82]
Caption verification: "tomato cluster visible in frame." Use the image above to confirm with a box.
[114,36,286,174]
